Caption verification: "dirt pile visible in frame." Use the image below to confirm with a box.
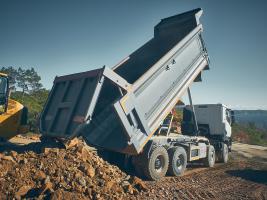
[0,138,147,199]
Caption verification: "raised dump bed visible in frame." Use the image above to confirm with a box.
[40,8,209,155]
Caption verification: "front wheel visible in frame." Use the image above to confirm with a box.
[218,143,229,163]
[204,145,215,167]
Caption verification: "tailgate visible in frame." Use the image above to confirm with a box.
[40,68,104,138]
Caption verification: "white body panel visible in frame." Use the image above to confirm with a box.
[192,104,232,138]
[198,142,207,158]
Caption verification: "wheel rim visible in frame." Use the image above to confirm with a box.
[155,155,164,173]
[176,155,184,170]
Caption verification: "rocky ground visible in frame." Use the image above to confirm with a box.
[132,158,267,200]
[0,137,147,199]
[0,136,266,200]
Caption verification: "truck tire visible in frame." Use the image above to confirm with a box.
[204,145,215,167]
[218,143,229,163]
[144,146,169,180]
[167,147,187,176]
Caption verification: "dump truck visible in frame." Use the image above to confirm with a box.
[0,73,28,140]
[40,8,233,180]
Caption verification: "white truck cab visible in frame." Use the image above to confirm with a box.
[189,104,233,137]
[182,104,234,163]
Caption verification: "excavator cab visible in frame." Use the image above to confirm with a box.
[0,73,9,114]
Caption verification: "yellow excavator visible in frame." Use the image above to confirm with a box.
[0,72,28,141]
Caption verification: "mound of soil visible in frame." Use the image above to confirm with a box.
[0,138,147,199]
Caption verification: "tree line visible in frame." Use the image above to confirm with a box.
[0,66,43,95]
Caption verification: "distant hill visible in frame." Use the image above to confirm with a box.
[232,123,267,146]
[232,110,267,146]
[234,110,267,130]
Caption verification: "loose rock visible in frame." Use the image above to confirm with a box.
[15,185,31,199]
[0,138,146,199]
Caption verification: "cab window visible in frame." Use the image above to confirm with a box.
[0,76,8,106]
[225,109,231,125]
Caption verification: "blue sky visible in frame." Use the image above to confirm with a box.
[0,0,266,109]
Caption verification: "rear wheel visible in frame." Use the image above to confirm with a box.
[146,146,169,180]
[167,147,187,176]
[204,145,215,167]
[133,146,169,181]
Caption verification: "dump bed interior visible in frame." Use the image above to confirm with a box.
[114,8,202,84]
[83,8,209,154]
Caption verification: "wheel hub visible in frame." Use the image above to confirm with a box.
[176,155,184,170]
[155,155,164,172]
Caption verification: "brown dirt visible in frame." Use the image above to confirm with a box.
[0,136,266,200]
[131,150,267,200]
[233,131,250,144]
[0,137,147,199]
[232,142,267,162]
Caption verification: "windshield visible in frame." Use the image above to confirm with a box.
[0,76,8,106]
[0,76,7,94]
